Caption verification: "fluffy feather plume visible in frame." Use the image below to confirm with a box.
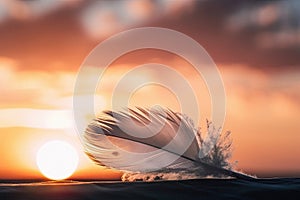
[83,107,255,180]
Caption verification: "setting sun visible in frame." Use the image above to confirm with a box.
[36,141,79,180]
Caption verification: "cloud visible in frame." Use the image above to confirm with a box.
[0,57,76,130]
[221,65,300,100]
[0,108,73,129]
[227,2,281,31]
[80,0,196,40]
[1,56,299,122]
[226,0,300,48]
[255,29,300,48]
[0,0,81,22]
[227,0,300,30]
[0,0,196,40]
[0,57,77,108]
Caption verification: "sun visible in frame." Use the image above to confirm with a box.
[36,140,79,180]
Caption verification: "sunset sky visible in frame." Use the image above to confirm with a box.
[0,0,299,180]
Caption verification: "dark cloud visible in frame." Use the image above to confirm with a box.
[0,4,93,70]
[150,0,300,69]
[0,0,299,70]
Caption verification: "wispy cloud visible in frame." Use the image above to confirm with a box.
[80,0,196,39]
[226,0,300,48]
[0,0,81,22]
[0,108,73,129]
[221,65,300,100]
[0,57,76,109]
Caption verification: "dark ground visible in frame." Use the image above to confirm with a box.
[0,178,300,200]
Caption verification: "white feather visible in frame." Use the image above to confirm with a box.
[83,107,255,180]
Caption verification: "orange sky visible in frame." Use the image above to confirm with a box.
[0,1,300,179]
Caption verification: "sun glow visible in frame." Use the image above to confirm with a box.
[36,140,79,180]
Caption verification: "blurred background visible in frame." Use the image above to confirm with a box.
[0,0,299,179]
